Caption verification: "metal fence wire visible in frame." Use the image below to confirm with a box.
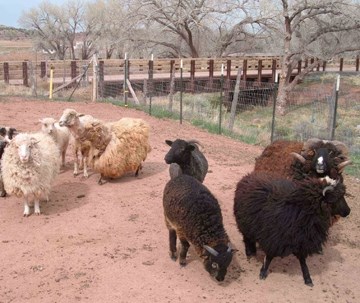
[97,73,359,178]
[0,70,359,178]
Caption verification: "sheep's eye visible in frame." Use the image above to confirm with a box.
[211,262,219,269]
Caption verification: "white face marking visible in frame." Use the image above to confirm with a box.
[18,143,30,163]
[317,156,324,165]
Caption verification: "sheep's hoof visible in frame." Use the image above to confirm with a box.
[23,212,30,217]
[304,277,313,287]
[0,192,6,197]
[179,258,187,267]
[259,269,268,280]
[169,251,177,261]
[98,177,106,185]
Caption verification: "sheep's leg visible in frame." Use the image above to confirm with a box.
[169,229,177,261]
[135,163,143,177]
[82,157,88,178]
[179,238,190,266]
[296,255,313,286]
[23,199,31,217]
[61,150,66,167]
[243,236,257,257]
[98,174,107,185]
[259,255,273,280]
[34,200,41,215]
[73,147,80,176]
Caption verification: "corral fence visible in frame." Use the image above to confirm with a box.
[0,56,359,178]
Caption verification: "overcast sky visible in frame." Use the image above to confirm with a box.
[0,0,66,28]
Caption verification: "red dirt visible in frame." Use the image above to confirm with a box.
[0,97,359,303]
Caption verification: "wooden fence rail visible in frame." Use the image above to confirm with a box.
[0,56,359,86]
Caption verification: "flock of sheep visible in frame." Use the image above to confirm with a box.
[163,137,352,286]
[0,110,151,215]
[0,114,353,286]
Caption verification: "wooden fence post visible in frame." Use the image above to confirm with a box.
[4,62,9,84]
[190,59,195,93]
[224,59,231,101]
[356,55,359,72]
[40,61,46,78]
[98,60,104,98]
[208,59,214,90]
[148,58,154,113]
[168,60,175,111]
[298,60,302,74]
[271,59,277,83]
[339,58,343,71]
[242,59,248,83]
[322,61,327,71]
[22,62,29,86]
[71,61,77,79]
[257,59,262,83]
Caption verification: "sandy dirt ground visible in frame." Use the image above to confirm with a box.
[0,97,359,303]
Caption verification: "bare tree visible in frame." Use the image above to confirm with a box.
[19,2,68,59]
[128,0,260,58]
[260,0,360,115]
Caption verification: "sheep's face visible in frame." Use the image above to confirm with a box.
[322,181,350,218]
[15,135,39,163]
[164,139,195,165]
[203,244,234,282]
[0,126,17,143]
[312,147,331,175]
[40,118,56,135]
[58,109,78,127]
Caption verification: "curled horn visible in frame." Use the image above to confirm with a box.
[323,185,334,196]
[203,245,219,257]
[337,160,352,173]
[322,177,339,196]
[301,138,323,156]
[331,140,350,157]
[187,139,204,150]
[290,152,306,164]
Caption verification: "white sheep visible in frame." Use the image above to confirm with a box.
[56,110,95,178]
[39,117,70,167]
[59,109,151,184]
[1,132,61,216]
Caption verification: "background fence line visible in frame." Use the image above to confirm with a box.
[0,57,359,178]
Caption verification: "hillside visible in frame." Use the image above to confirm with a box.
[0,25,46,61]
[0,25,32,40]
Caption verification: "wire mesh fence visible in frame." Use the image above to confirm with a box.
[0,69,359,178]
[97,73,360,178]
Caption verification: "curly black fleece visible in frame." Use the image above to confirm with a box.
[233,172,348,259]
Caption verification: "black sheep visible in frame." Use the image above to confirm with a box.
[0,127,17,143]
[233,172,350,286]
[0,138,7,197]
[164,139,208,182]
[163,174,235,282]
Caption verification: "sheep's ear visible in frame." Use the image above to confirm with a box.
[30,138,40,145]
[165,140,173,146]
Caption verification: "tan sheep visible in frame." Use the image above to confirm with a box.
[87,118,151,183]
[59,108,151,184]
[58,109,96,178]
